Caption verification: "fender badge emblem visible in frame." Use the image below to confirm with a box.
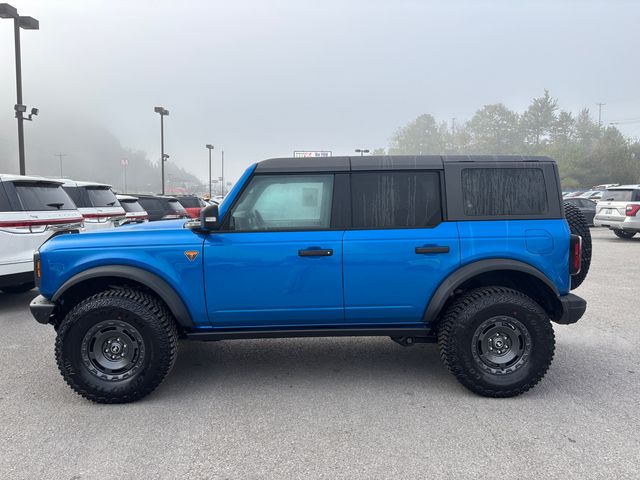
[184,251,199,261]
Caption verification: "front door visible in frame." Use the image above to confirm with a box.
[343,170,460,323]
[204,173,344,326]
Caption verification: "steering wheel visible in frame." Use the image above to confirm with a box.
[253,209,266,228]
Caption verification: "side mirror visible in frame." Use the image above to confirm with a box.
[200,203,220,231]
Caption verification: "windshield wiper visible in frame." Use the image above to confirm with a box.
[47,202,64,209]
[106,201,116,206]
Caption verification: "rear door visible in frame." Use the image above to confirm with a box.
[343,170,460,324]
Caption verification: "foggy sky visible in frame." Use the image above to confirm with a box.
[1,0,639,183]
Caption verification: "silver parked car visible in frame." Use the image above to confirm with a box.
[594,185,640,239]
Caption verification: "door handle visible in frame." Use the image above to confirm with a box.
[415,246,449,254]
[299,249,333,257]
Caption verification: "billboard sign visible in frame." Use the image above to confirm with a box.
[293,151,332,158]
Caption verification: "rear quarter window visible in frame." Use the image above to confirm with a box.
[462,168,548,216]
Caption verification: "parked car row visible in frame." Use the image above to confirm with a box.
[0,172,216,293]
[564,184,640,239]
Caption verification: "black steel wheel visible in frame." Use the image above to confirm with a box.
[613,230,636,239]
[438,287,555,397]
[56,288,178,404]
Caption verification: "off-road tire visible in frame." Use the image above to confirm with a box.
[55,288,178,404]
[1,281,35,294]
[613,230,636,240]
[438,287,555,398]
[564,201,591,289]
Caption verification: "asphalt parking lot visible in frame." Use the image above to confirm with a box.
[1,227,639,479]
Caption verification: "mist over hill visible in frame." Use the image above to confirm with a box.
[0,114,204,195]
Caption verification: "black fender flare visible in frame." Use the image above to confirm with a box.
[51,265,194,327]
[423,259,560,322]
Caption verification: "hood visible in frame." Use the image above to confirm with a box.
[39,219,200,253]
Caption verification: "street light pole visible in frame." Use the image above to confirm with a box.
[206,144,214,197]
[221,149,225,196]
[154,106,169,194]
[1,4,39,175]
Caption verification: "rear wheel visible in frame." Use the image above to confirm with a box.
[55,288,178,403]
[613,230,636,239]
[438,287,555,397]
[1,281,35,294]
[564,202,591,289]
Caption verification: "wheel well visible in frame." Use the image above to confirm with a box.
[439,270,562,322]
[53,276,184,334]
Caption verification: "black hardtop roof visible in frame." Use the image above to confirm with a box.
[255,155,555,173]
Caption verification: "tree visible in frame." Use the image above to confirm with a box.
[466,104,521,154]
[520,90,559,149]
[388,114,447,154]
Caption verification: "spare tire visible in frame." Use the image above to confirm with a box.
[564,202,591,290]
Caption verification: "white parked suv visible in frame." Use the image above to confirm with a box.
[61,180,125,231]
[594,185,640,239]
[0,174,83,293]
[115,194,149,226]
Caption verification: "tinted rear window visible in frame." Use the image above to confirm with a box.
[351,171,442,228]
[602,189,640,202]
[137,197,162,212]
[462,168,548,216]
[120,199,145,213]
[12,182,76,211]
[177,197,201,208]
[0,184,11,211]
[63,186,91,207]
[167,199,187,214]
[86,187,120,207]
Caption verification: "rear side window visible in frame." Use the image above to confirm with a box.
[462,168,548,216]
[120,200,145,213]
[86,187,120,207]
[602,189,640,202]
[12,182,76,211]
[351,171,441,228]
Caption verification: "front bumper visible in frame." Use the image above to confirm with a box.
[30,294,56,324]
[556,293,587,325]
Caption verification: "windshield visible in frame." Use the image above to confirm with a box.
[86,187,121,207]
[12,182,76,211]
[120,199,145,213]
[602,189,640,202]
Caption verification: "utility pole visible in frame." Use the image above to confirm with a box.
[54,153,66,178]
[221,149,225,196]
[121,158,129,193]
[596,103,605,127]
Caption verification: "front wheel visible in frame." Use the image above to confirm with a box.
[438,287,555,397]
[55,288,178,403]
[613,230,636,239]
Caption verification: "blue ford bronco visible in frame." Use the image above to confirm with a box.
[30,155,590,403]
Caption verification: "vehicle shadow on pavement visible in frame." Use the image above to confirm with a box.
[0,290,38,315]
[161,337,462,398]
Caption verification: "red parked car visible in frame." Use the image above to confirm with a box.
[175,195,207,219]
